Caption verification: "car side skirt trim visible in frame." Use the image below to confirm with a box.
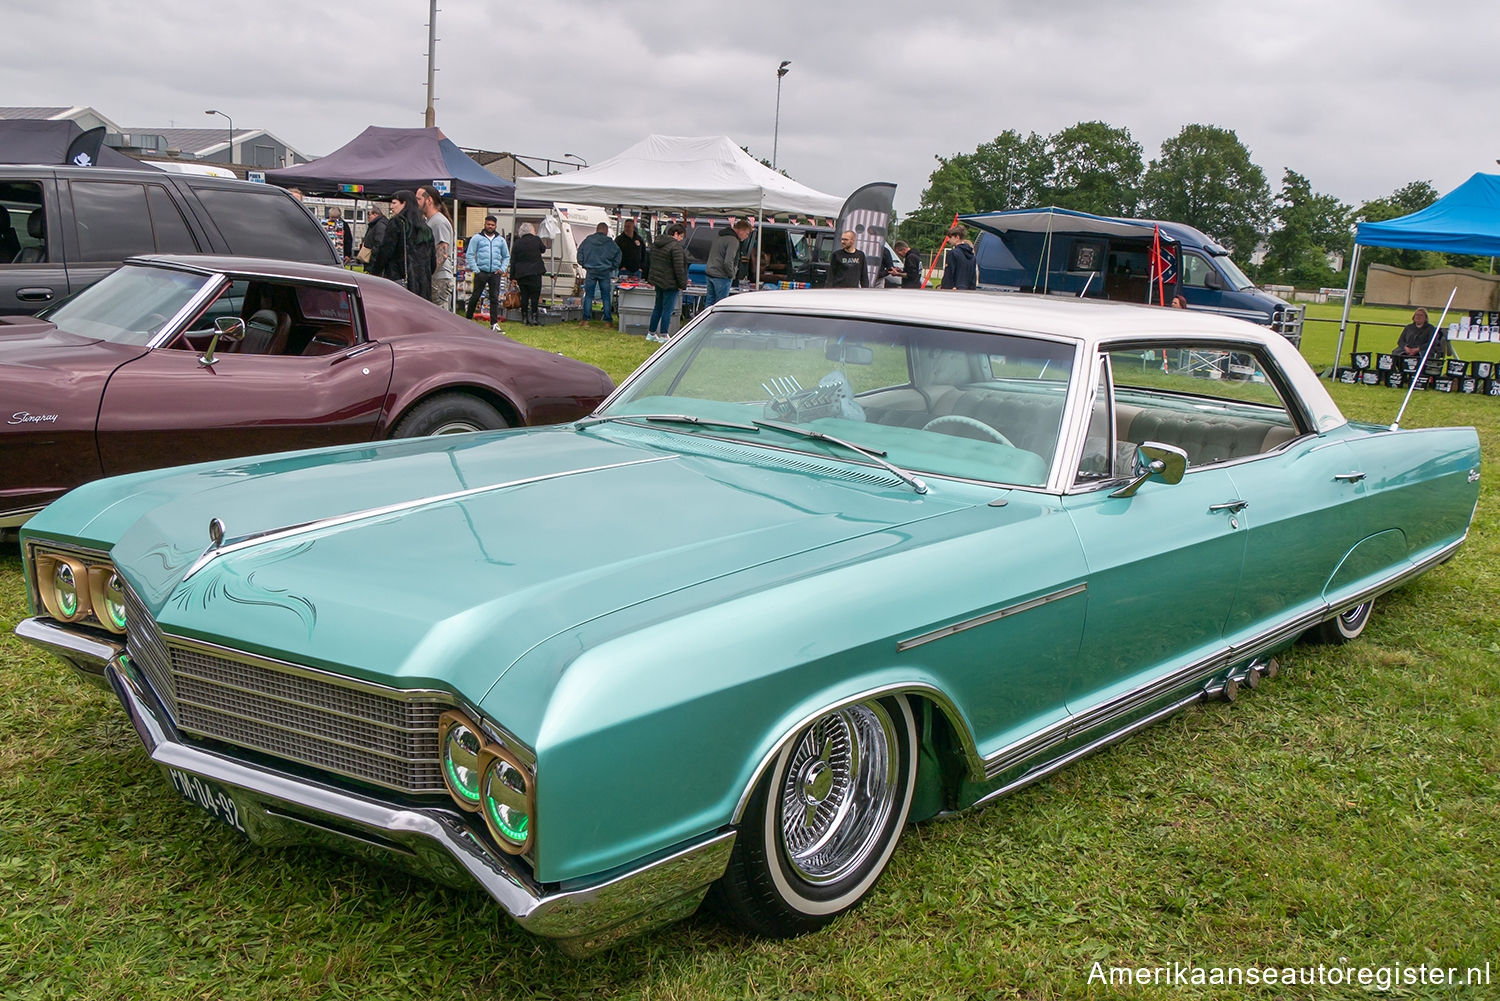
[976,533,1465,781]
[896,583,1087,653]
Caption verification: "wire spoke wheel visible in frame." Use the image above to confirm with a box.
[778,703,898,885]
[708,695,917,937]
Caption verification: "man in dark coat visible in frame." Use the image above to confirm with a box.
[893,240,922,288]
[647,223,688,342]
[826,230,870,288]
[940,225,976,290]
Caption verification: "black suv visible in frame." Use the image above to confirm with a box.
[0,166,338,315]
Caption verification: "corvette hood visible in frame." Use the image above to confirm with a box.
[93,424,976,713]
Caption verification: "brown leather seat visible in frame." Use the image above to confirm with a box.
[241,309,291,355]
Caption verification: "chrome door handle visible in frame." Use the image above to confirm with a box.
[1333,472,1366,483]
[1208,499,1249,513]
[17,287,54,302]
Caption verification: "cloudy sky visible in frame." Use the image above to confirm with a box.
[6,0,1496,218]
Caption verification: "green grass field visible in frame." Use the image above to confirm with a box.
[1,312,1496,1000]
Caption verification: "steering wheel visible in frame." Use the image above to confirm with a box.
[921,414,1014,447]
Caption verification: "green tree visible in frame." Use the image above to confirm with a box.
[897,152,979,249]
[1262,169,1351,288]
[968,130,1051,211]
[1356,180,1443,274]
[1141,124,1270,257]
[1046,121,1143,216]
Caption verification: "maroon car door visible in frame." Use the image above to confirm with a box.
[95,341,395,476]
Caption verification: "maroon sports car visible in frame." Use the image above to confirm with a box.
[1,255,613,528]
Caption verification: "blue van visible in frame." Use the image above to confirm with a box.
[962,207,1302,343]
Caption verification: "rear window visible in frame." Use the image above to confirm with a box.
[193,186,337,262]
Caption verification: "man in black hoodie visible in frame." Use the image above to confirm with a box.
[940,225,977,290]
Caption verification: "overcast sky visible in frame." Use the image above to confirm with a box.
[6,0,1496,220]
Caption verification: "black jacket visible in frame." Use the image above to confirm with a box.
[616,229,648,272]
[900,248,922,288]
[361,215,389,255]
[649,233,688,291]
[510,233,547,278]
[940,241,976,290]
[370,211,434,299]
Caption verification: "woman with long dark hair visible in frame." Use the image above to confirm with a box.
[509,222,547,325]
[368,191,435,300]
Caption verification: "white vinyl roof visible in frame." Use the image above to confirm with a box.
[515,135,846,217]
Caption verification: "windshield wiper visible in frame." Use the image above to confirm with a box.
[575,413,762,432]
[751,419,928,494]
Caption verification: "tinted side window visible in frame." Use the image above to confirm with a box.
[193,187,337,262]
[146,185,200,253]
[0,180,47,264]
[685,224,715,264]
[70,181,154,262]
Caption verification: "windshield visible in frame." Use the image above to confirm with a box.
[603,309,1076,488]
[1212,252,1256,292]
[41,265,213,345]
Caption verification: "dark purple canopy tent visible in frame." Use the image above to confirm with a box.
[0,119,156,169]
[264,125,548,207]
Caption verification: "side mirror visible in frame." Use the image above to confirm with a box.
[1203,270,1224,291]
[200,316,245,366]
[825,342,874,365]
[1109,441,1189,498]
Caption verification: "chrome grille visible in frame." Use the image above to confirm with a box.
[125,585,176,709]
[123,585,447,794]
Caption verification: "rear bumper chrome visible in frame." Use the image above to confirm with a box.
[100,652,733,956]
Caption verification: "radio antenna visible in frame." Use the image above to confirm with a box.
[1391,286,1457,431]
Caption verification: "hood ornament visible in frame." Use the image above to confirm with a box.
[208,517,226,550]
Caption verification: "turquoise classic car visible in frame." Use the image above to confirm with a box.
[16,290,1481,954]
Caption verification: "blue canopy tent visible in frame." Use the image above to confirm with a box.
[1334,172,1500,369]
[264,125,548,207]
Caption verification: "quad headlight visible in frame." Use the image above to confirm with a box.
[438,710,534,855]
[31,549,128,635]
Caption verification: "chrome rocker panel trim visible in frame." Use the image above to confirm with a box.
[104,655,735,957]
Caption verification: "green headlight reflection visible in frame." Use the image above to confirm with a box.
[442,724,483,803]
[54,563,79,618]
[482,759,530,845]
[104,574,128,630]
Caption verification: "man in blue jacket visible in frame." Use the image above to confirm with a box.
[577,222,623,324]
[464,216,511,328]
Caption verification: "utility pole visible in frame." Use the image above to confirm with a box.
[772,60,790,170]
[424,0,438,127]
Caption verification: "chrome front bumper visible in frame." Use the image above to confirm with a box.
[18,618,735,956]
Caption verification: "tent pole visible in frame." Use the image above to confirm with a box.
[1332,243,1360,379]
[755,203,763,285]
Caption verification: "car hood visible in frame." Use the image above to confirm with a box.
[94,425,977,727]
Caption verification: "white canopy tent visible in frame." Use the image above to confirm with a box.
[515,135,845,218]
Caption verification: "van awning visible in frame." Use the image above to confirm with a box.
[961,206,1157,239]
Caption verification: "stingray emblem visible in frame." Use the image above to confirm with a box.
[1470,468,1481,483]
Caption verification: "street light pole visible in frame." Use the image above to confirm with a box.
[772,60,790,171]
[563,153,588,169]
[204,109,233,165]
[424,0,438,127]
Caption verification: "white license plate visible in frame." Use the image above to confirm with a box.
[167,768,246,834]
